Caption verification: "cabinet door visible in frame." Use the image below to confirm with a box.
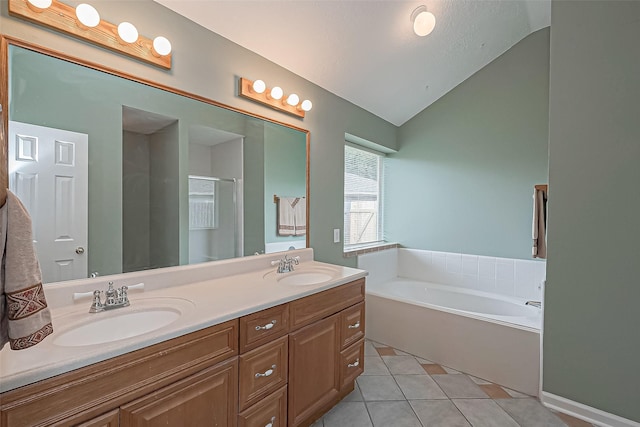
[120,358,237,427]
[288,314,340,427]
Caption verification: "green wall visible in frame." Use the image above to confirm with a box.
[264,122,306,245]
[388,28,550,260]
[0,0,398,268]
[544,1,640,422]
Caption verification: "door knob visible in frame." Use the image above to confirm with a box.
[75,247,85,254]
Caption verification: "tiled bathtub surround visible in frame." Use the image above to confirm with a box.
[358,248,546,301]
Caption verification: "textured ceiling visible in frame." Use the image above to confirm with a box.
[154,0,550,126]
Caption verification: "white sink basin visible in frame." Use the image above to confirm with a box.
[264,266,338,286]
[53,298,193,347]
[278,272,334,286]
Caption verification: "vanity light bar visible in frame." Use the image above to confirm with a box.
[9,0,172,69]
[239,78,312,119]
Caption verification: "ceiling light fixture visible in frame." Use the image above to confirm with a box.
[411,5,436,37]
[8,0,172,69]
[117,22,139,44]
[26,0,51,12]
[299,100,313,112]
[286,93,300,106]
[75,3,100,29]
[251,79,266,94]
[239,78,312,119]
[152,36,172,57]
[269,86,284,101]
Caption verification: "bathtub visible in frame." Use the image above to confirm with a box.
[368,279,541,330]
[360,249,543,396]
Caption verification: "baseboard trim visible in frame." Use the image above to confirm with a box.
[541,392,640,427]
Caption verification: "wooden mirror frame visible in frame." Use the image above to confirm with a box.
[0,35,310,250]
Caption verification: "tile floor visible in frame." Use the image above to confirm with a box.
[310,340,594,427]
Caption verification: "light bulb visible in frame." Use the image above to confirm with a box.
[270,86,283,100]
[252,79,266,94]
[286,93,300,106]
[27,0,52,12]
[76,4,101,29]
[300,100,313,112]
[117,22,139,44]
[152,36,172,56]
[413,10,436,37]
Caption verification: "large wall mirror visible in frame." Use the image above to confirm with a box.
[2,38,309,284]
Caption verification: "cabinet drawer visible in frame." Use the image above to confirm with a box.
[340,302,365,349]
[121,357,238,427]
[238,385,287,427]
[240,303,289,353]
[339,340,364,391]
[290,278,365,330]
[239,335,288,411]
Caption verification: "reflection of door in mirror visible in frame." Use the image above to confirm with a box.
[8,121,89,283]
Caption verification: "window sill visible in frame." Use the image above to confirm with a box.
[343,242,399,258]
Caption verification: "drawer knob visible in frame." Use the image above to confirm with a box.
[347,358,360,368]
[255,320,277,331]
[265,416,276,427]
[255,364,277,378]
[348,321,360,329]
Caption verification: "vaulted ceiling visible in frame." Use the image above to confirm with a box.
[155,0,550,126]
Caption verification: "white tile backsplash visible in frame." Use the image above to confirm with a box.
[359,248,545,300]
[462,255,479,276]
[446,253,463,274]
[356,248,397,286]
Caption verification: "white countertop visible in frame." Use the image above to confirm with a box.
[0,249,367,393]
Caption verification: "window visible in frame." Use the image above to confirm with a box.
[344,144,384,248]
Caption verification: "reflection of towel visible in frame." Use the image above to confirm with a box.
[532,187,548,259]
[278,197,306,236]
[0,190,53,350]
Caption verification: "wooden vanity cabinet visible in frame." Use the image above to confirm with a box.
[287,279,366,427]
[0,278,366,427]
[238,277,366,427]
[0,319,239,427]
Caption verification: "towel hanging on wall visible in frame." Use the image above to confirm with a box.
[0,190,53,350]
[532,185,548,259]
[277,196,306,237]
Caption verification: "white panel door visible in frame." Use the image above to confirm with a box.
[8,121,89,283]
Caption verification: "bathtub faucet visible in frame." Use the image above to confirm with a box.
[525,300,541,308]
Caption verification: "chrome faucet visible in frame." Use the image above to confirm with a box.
[89,281,130,313]
[271,254,300,273]
[525,300,541,308]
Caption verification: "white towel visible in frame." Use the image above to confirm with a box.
[0,190,53,350]
[278,197,306,237]
[294,197,306,236]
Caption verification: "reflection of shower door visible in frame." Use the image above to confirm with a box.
[188,176,239,263]
[8,121,89,283]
